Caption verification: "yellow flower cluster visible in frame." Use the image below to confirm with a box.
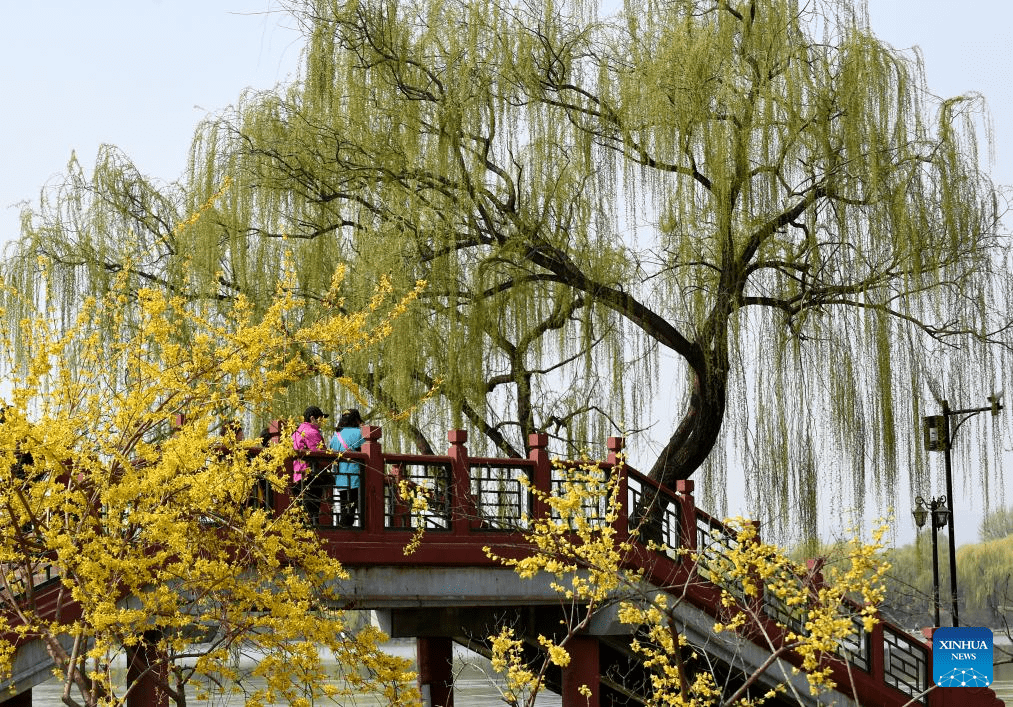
[0,225,423,703]
[397,477,432,556]
[484,457,644,705]
[703,517,890,697]
[490,627,539,706]
[483,455,891,706]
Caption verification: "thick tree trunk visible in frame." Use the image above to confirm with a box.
[633,361,727,545]
[647,366,728,487]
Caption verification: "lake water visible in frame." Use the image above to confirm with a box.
[30,641,561,706]
[30,638,1013,705]
[992,662,1012,704]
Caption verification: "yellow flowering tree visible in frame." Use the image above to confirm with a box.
[486,460,890,706]
[0,259,423,706]
[485,461,632,706]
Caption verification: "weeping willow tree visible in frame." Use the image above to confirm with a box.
[3,0,1009,529]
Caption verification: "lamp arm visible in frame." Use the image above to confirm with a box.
[948,410,983,443]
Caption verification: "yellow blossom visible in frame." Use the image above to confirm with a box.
[0,220,422,704]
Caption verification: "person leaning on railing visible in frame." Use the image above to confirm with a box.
[292,405,332,526]
[329,408,365,527]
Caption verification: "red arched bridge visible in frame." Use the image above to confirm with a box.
[1,426,1003,706]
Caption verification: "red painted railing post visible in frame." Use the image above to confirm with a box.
[263,420,292,517]
[528,433,551,520]
[361,425,385,534]
[448,430,473,535]
[606,436,624,466]
[804,557,827,609]
[869,609,885,687]
[606,437,628,543]
[266,419,283,445]
[805,557,826,583]
[677,480,698,555]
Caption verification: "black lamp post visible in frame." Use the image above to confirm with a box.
[922,394,1002,627]
[912,495,951,627]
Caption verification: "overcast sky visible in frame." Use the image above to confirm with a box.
[0,1,1010,548]
[0,1,303,241]
[2,2,1009,241]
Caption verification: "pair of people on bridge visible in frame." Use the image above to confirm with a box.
[291,406,365,526]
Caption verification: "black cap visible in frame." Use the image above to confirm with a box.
[303,405,329,421]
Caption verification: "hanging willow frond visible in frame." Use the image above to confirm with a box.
[4,0,1010,536]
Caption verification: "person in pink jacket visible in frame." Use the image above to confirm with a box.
[292,405,330,525]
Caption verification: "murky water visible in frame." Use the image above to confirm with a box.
[29,642,562,706]
[992,662,1012,704]
[31,639,1013,705]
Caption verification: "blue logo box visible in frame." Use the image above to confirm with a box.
[933,627,993,687]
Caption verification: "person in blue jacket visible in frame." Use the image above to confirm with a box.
[329,408,364,526]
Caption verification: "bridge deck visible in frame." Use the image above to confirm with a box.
[258,426,942,706]
[2,426,1000,706]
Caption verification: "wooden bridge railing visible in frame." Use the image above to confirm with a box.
[280,426,933,706]
[5,426,939,706]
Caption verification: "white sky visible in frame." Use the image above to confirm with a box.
[0,1,1010,549]
[0,1,303,240]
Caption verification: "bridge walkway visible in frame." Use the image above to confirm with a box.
[1,426,1002,706]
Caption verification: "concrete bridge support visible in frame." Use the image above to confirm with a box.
[417,637,454,707]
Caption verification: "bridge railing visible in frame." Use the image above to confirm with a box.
[6,426,927,705]
[282,427,927,695]
[882,622,929,698]
[384,458,454,530]
[625,468,684,560]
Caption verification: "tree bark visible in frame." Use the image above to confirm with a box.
[647,364,728,487]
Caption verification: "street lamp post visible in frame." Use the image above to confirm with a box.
[922,394,1002,627]
[912,495,951,627]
